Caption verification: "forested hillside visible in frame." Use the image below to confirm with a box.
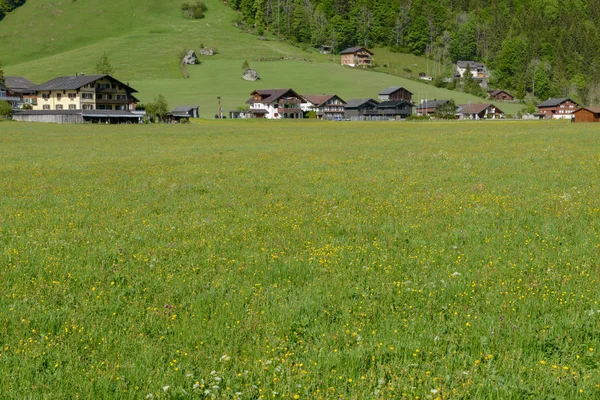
[226,0,600,103]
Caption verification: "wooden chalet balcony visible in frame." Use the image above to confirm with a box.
[96,98,131,105]
[279,99,302,104]
[278,107,301,113]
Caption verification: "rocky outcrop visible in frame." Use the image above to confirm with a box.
[199,47,215,56]
[182,50,198,65]
[242,69,260,81]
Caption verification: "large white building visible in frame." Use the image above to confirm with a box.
[246,89,304,119]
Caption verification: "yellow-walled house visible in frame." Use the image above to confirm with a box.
[32,74,138,111]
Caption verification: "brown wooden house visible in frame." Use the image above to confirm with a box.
[340,47,374,68]
[488,90,514,101]
[537,98,579,119]
[378,86,413,102]
[573,107,600,123]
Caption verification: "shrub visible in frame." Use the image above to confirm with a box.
[0,101,12,119]
[305,111,317,119]
[181,1,207,19]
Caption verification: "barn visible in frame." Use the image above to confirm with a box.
[573,107,600,123]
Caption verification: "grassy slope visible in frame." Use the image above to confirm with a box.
[1,121,600,398]
[0,0,521,114]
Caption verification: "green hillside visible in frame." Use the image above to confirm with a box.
[0,0,522,114]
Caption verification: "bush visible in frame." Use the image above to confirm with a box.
[406,115,431,121]
[0,101,12,119]
[181,1,207,19]
[305,111,317,119]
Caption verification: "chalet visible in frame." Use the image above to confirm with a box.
[457,103,504,120]
[375,100,413,119]
[456,61,489,79]
[168,106,199,122]
[378,87,413,102]
[246,88,304,119]
[32,74,138,112]
[5,76,37,108]
[416,100,451,116]
[340,47,374,68]
[488,90,514,101]
[573,107,600,123]
[301,94,346,120]
[0,82,22,108]
[344,98,380,120]
[537,98,579,119]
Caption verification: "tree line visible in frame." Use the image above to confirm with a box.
[225,0,600,104]
[0,0,25,20]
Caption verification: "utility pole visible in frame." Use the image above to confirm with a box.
[217,96,222,119]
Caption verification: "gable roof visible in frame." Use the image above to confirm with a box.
[457,61,485,69]
[340,46,374,55]
[344,98,379,108]
[302,94,346,107]
[33,74,137,92]
[457,103,503,115]
[171,106,198,113]
[379,86,413,96]
[537,98,577,108]
[5,76,36,92]
[488,89,513,97]
[247,88,302,104]
[574,106,600,114]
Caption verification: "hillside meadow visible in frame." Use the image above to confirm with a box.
[0,0,521,114]
[2,120,600,399]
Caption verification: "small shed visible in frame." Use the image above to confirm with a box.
[573,107,600,123]
[168,106,199,122]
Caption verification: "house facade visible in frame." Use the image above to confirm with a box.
[246,88,304,119]
[488,90,514,101]
[5,76,37,108]
[0,83,22,108]
[340,47,374,68]
[301,94,346,120]
[375,100,413,119]
[32,74,138,112]
[573,107,600,123]
[537,98,579,119]
[378,87,413,102]
[456,61,489,79]
[457,103,504,120]
[168,106,199,122]
[344,98,380,119]
[416,100,451,116]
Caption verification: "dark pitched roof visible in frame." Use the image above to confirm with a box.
[302,94,346,107]
[457,61,485,68]
[379,86,413,96]
[377,100,414,108]
[537,98,576,108]
[417,100,450,109]
[344,98,379,108]
[171,106,198,113]
[246,88,302,104]
[340,47,374,55]
[5,76,36,92]
[33,75,137,92]
[458,103,503,115]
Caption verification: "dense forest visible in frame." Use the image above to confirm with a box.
[224,0,600,104]
[0,0,25,19]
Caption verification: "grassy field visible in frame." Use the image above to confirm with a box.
[1,120,600,398]
[0,0,522,115]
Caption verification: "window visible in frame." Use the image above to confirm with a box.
[42,94,50,99]
[69,104,76,110]
[274,113,279,117]
[56,105,63,110]
[43,105,50,110]
[68,93,76,99]
[116,95,127,100]
[82,93,93,100]
[82,104,94,110]
[56,93,62,100]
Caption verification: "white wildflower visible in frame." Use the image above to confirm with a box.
[431,389,439,394]
[162,386,170,392]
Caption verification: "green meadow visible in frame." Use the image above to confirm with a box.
[0,0,521,114]
[1,120,600,399]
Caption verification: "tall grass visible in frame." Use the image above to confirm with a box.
[1,120,599,398]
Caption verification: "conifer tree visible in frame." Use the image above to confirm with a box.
[95,53,115,75]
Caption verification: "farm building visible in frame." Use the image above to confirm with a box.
[488,90,514,101]
[378,87,413,102]
[4,76,37,108]
[573,107,600,123]
[457,103,504,120]
[340,47,374,68]
[301,94,346,120]
[344,98,380,120]
[537,98,579,119]
[375,100,414,119]
[168,106,199,122]
[416,100,451,116]
[12,109,142,124]
[246,88,304,119]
